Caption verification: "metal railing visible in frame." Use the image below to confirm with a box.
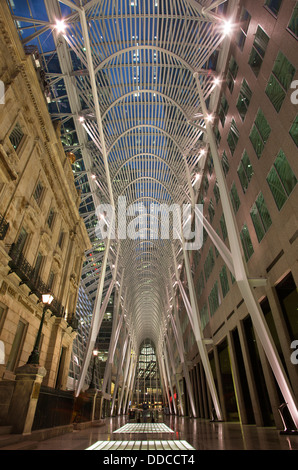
[8,243,65,320]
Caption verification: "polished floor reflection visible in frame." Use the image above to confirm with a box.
[113,423,174,433]
[86,439,195,450]
[27,415,298,450]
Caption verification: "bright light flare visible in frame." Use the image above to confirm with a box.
[222,19,234,37]
[55,19,66,34]
[213,76,221,86]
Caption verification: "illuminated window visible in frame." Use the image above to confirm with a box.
[250,192,272,242]
[249,109,271,159]
[265,51,295,112]
[248,26,269,76]
[288,2,298,37]
[266,149,297,210]
[9,122,24,151]
[265,0,283,16]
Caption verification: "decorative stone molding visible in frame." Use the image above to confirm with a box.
[39,229,52,255]
[69,272,78,290]
[0,143,18,182]
[23,202,40,232]
[52,250,62,273]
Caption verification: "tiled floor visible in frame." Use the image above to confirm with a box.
[30,415,298,451]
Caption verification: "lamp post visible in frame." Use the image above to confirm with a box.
[27,294,54,365]
[89,349,99,389]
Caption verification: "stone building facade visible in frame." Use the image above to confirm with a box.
[0,2,91,392]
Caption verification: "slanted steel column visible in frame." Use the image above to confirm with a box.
[167,281,196,417]
[111,334,128,415]
[172,244,223,420]
[163,343,177,415]
[101,279,125,397]
[195,74,298,428]
[158,348,172,413]
[123,354,136,414]
[118,341,132,414]
[164,335,179,412]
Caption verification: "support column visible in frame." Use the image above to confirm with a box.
[175,244,223,420]
[118,344,132,414]
[168,280,195,417]
[8,364,46,434]
[163,344,177,415]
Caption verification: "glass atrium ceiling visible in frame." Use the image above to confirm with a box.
[7,0,233,353]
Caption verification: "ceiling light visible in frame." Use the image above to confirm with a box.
[222,19,233,37]
[55,19,66,34]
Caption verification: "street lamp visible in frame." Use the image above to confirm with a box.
[89,349,99,389]
[27,294,54,365]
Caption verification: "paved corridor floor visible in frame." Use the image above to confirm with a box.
[30,415,298,451]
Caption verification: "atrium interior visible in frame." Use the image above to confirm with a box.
[0,0,297,454]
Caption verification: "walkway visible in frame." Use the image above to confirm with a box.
[23,416,298,451]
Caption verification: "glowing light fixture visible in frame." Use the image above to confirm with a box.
[222,19,233,37]
[42,293,54,305]
[55,19,66,34]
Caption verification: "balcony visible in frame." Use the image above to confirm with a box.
[0,213,9,240]
[8,243,65,319]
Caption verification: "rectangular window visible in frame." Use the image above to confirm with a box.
[208,198,215,223]
[248,26,269,76]
[265,52,295,112]
[203,175,209,194]
[288,2,298,37]
[9,122,24,152]
[230,182,241,213]
[213,180,220,204]
[33,252,43,279]
[249,109,271,158]
[237,150,254,193]
[200,303,209,329]
[236,79,252,121]
[219,265,230,298]
[58,230,65,249]
[47,208,55,229]
[218,94,229,127]
[227,119,240,155]
[220,214,228,240]
[33,181,44,206]
[265,0,283,16]
[221,151,230,176]
[208,281,220,316]
[266,149,297,210]
[240,224,254,261]
[48,271,55,291]
[289,115,298,146]
[226,56,239,93]
[15,227,28,254]
[204,247,215,281]
[6,319,27,372]
[236,7,251,50]
[196,271,205,300]
[214,125,221,146]
[250,192,272,242]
